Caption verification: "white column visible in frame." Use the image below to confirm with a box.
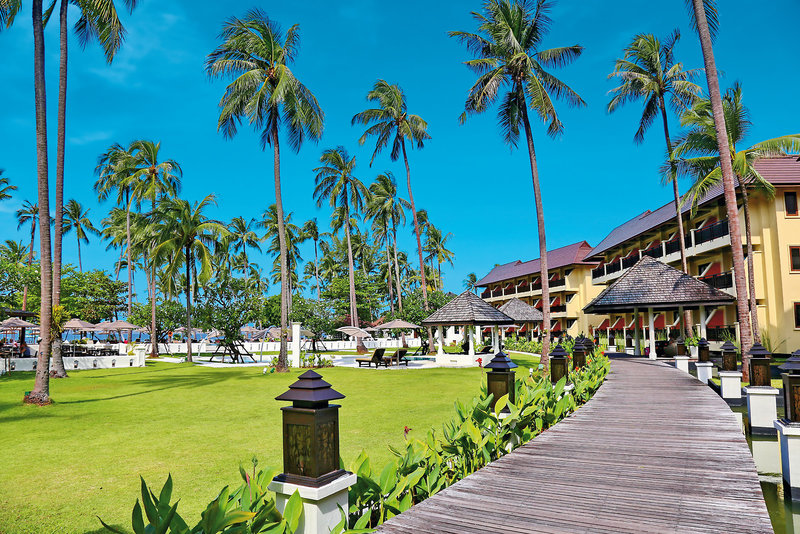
[633,308,641,356]
[699,306,708,339]
[648,308,656,359]
[290,322,301,367]
[468,325,475,356]
[437,326,445,356]
[269,473,357,534]
[492,326,499,353]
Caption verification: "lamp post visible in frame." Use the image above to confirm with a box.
[550,344,569,384]
[721,340,738,371]
[775,350,800,500]
[484,350,518,414]
[269,370,357,533]
[780,350,800,423]
[697,338,710,362]
[674,336,690,373]
[695,338,713,385]
[742,343,778,436]
[572,339,587,369]
[718,340,742,401]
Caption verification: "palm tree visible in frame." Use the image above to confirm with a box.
[229,216,261,285]
[425,225,455,290]
[260,204,304,312]
[301,218,323,299]
[451,0,585,368]
[352,80,431,313]
[153,195,228,362]
[50,0,138,379]
[0,170,17,201]
[367,172,410,311]
[686,0,754,370]
[62,199,98,272]
[313,147,368,327]
[0,240,28,264]
[206,9,323,371]
[0,1,21,30]
[15,200,38,310]
[674,83,800,343]
[607,31,701,286]
[464,272,478,293]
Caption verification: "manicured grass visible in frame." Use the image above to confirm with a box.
[0,361,497,533]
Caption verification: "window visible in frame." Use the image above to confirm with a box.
[566,294,575,303]
[796,303,800,329]
[567,319,577,329]
[787,192,799,216]
[792,247,800,272]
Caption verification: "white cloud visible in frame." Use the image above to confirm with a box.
[68,130,113,146]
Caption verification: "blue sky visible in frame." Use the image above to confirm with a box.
[1,0,798,300]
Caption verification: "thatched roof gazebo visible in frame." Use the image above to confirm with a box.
[422,290,513,362]
[584,256,735,357]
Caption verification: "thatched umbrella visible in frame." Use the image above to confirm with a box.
[336,326,372,354]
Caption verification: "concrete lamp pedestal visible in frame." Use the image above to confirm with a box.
[269,472,357,534]
[719,370,743,400]
[775,420,800,500]
[695,361,714,385]
[745,386,779,436]
[674,355,690,374]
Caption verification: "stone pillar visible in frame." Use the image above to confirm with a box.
[745,387,779,435]
[290,322,301,367]
[775,420,800,500]
[695,361,714,384]
[492,326,499,353]
[699,306,707,339]
[719,370,743,400]
[633,308,641,356]
[270,475,357,534]
[437,326,444,356]
[468,325,475,357]
[674,355,690,373]
[647,308,656,360]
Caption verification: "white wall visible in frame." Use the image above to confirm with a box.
[4,353,145,372]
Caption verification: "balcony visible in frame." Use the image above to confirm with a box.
[481,288,490,298]
[707,325,736,342]
[695,219,729,246]
[621,255,639,269]
[643,246,663,259]
[550,304,567,313]
[550,278,566,288]
[700,271,733,290]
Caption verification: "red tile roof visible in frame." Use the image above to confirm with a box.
[588,156,800,258]
[475,241,597,287]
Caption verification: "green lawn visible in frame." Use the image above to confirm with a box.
[0,359,535,534]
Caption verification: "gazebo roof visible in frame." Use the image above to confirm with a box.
[583,256,735,314]
[422,290,514,326]
[498,298,544,323]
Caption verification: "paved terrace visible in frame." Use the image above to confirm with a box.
[377,358,772,533]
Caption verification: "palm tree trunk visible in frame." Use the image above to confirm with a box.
[519,89,550,368]
[401,139,427,309]
[114,245,123,281]
[740,183,760,342]
[314,239,321,300]
[185,245,192,363]
[23,220,35,310]
[27,0,52,404]
[385,236,395,314]
[77,236,82,272]
[344,217,359,327]
[659,98,692,336]
[126,190,132,340]
[271,121,289,371]
[392,222,403,311]
[690,0,753,378]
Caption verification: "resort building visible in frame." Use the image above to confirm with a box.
[475,156,800,351]
[475,241,605,338]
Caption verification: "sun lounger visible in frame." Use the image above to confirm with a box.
[356,348,387,368]
[384,349,409,366]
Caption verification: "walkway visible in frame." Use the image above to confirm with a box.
[377,358,772,533]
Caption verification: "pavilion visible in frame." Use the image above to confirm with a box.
[422,290,513,366]
[498,298,543,339]
[583,256,735,357]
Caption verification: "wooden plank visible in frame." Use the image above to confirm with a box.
[377,358,773,533]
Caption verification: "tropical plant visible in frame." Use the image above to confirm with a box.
[607,30,701,286]
[0,169,17,201]
[451,0,585,369]
[464,272,478,293]
[673,83,800,344]
[301,218,324,299]
[228,216,261,285]
[313,147,368,327]
[352,80,431,314]
[684,0,753,368]
[61,199,99,272]
[152,195,228,362]
[260,204,304,312]
[423,224,454,291]
[15,200,38,311]
[206,8,323,371]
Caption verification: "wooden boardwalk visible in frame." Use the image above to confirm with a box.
[377,358,773,533]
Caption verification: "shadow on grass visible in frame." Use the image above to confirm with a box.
[83,524,125,534]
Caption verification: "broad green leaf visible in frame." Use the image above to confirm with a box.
[283,490,303,532]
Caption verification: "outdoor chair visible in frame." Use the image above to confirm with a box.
[356,347,387,368]
[384,349,409,367]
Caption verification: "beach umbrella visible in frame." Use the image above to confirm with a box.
[336,326,372,339]
[63,318,95,331]
[378,319,422,330]
[0,317,37,329]
[106,319,142,331]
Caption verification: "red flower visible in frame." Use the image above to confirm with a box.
[403,426,412,439]
[477,357,483,367]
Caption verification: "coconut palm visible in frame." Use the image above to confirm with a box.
[464,272,478,293]
[301,218,324,299]
[15,200,38,310]
[352,80,431,313]
[0,1,21,30]
[0,240,28,264]
[607,30,701,282]
[450,0,585,368]
[61,199,98,272]
[424,225,455,291]
[674,83,800,343]
[228,216,261,284]
[686,0,754,370]
[260,204,304,312]
[313,147,368,327]
[0,170,17,201]
[367,172,409,311]
[153,195,228,362]
[206,9,323,370]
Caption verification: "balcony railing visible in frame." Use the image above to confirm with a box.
[592,265,605,278]
[481,289,490,298]
[606,260,621,274]
[700,271,733,290]
[622,255,639,269]
[643,246,663,259]
[550,278,566,288]
[707,325,736,342]
[695,219,729,246]
[550,304,567,313]
[491,287,502,297]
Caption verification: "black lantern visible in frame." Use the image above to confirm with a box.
[625,335,633,348]
[676,337,686,356]
[780,350,800,423]
[484,350,518,413]
[274,370,346,487]
[697,338,710,362]
[747,343,772,387]
[721,340,738,371]
[550,344,569,384]
[572,339,587,369]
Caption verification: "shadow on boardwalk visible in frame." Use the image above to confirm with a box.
[378,358,772,534]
